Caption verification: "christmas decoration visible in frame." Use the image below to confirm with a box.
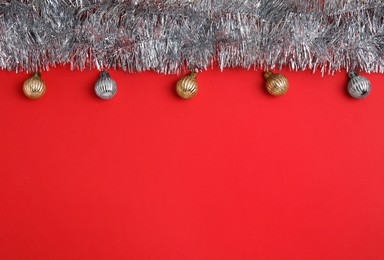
[264,71,289,96]
[23,72,46,99]
[0,1,384,75]
[94,70,117,100]
[176,72,198,99]
[347,72,372,99]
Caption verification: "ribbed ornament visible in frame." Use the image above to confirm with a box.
[94,70,117,100]
[23,72,46,99]
[264,71,289,96]
[347,72,371,99]
[176,72,198,99]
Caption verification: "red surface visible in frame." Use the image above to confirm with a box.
[0,66,384,260]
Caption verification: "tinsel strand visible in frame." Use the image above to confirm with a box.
[1,0,384,74]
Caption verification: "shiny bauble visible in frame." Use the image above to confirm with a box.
[23,72,46,99]
[264,71,289,96]
[176,72,198,99]
[347,71,371,99]
[94,70,117,100]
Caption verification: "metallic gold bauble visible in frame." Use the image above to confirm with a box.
[264,71,289,96]
[176,72,198,99]
[95,70,117,100]
[348,71,371,99]
[23,72,46,99]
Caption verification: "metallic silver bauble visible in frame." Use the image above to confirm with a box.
[347,72,371,99]
[94,70,117,100]
[176,72,198,99]
[264,71,289,96]
[23,72,46,99]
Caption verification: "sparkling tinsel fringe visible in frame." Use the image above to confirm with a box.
[1,0,384,74]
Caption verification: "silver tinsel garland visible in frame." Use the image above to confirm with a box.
[1,0,384,74]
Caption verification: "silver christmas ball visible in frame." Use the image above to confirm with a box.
[95,71,117,100]
[347,72,371,99]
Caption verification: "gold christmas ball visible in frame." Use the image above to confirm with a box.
[176,72,198,99]
[94,70,117,100]
[23,72,46,99]
[264,71,289,96]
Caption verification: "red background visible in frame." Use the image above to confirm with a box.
[0,66,383,260]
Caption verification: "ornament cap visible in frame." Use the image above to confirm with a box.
[189,72,197,79]
[264,71,273,79]
[33,72,41,78]
[348,71,359,79]
[100,70,110,78]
